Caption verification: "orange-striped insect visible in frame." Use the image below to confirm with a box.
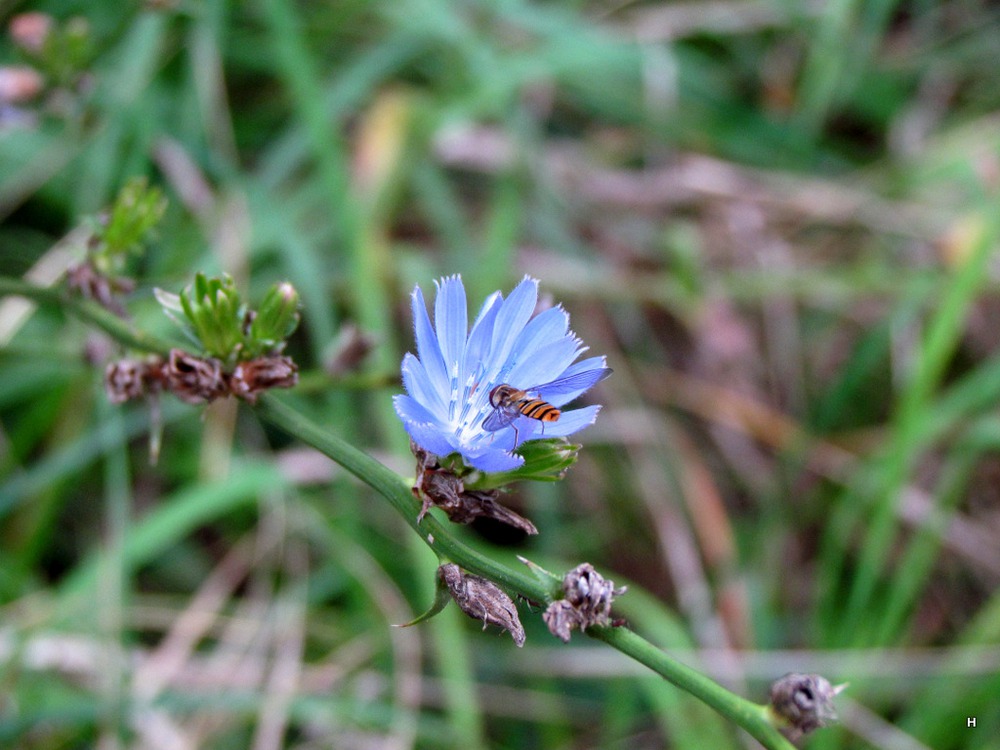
[482,368,611,447]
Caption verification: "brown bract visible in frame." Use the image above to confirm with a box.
[229,355,298,404]
[438,563,525,647]
[165,349,228,404]
[104,357,162,404]
[103,349,298,406]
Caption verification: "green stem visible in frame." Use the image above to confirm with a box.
[3,274,797,749]
[589,626,795,749]
[0,277,175,355]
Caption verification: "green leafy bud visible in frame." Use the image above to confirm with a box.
[174,273,246,362]
[247,281,300,356]
[91,177,167,275]
[158,274,301,365]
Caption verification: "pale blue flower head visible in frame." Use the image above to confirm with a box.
[394,275,610,473]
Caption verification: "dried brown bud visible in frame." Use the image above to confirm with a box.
[66,261,134,317]
[105,358,157,403]
[164,348,227,404]
[543,563,626,643]
[9,13,52,54]
[541,600,577,644]
[229,355,298,404]
[0,66,44,103]
[768,673,845,741]
[411,442,537,534]
[438,564,525,647]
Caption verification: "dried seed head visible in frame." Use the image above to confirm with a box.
[541,599,577,643]
[768,673,845,741]
[229,355,298,404]
[438,564,525,647]
[411,442,538,534]
[543,563,626,643]
[164,348,227,404]
[104,358,158,403]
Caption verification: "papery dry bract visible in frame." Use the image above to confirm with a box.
[164,348,227,404]
[104,357,160,403]
[438,563,525,647]
[104,349,298,406]
[229,355,298,404]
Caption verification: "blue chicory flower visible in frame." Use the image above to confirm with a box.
[394,275,610,472]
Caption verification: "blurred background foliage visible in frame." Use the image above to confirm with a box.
[1,0,1000,748]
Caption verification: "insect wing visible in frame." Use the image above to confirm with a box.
[531,367,612,401]
[482,402,520,432]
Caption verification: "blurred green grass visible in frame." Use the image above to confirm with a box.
[2,0,1000,748]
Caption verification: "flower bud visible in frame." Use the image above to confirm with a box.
[89,177,167,278]
[248,281,300,355]
[178,273,245,362]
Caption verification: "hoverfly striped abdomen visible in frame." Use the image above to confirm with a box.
[519,399,560,422]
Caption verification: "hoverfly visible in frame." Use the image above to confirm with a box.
[481,367,612,447]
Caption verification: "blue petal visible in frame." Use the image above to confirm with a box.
[514,305,569,356]
[412,286,448,392]
[463,290,502,386]
[393,395,456,456]
[393,393,446,429]
[502,306,575,387]
[465,446,525,472]
[401,353,446,417]
[488,276,538,377]
[507,335,584,392]
[434,275,467,375]
[561,355,607,377]
[542,405,602,437]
